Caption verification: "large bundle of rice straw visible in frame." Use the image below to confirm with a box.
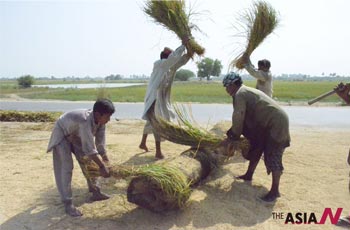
[148,103,250,155]
[153,108,223,148]
[83,160,191,208]
[232,0,279,69]
[144,0,205,57]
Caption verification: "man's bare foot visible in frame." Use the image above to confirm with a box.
[64,202,82,217]
[90,191,110,202]
[258,192,280,203]
[155,153,164,159]
[235,174,252,181]
[139,144,149,152]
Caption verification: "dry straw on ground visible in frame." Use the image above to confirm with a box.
[1,120,349,229]
[0,110,61,122]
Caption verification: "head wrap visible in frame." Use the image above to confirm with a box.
[163,47,173,54]
[222,72,242,87]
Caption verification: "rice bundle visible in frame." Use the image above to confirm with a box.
[232,0,279,69]
[148,103,250,154]
[144,0,205,57]
[83,160,191,209]
[151,107,222,148]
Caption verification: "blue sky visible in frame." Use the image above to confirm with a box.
[1,0,350,78]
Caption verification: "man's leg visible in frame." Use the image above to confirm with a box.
[271,171,282,196]
[139,134,149,152]
[260,142,285,202]
[139,122,152,152]
[53,140,82,217]
[88,180,110,202]
[260,170,282,201]
[154,132,164,159]
[237,147,263,181]
[74,154,110,202]
[155,140,164,159]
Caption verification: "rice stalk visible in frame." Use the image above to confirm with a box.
[134,164,191,207]
[144,0,205,57]
[84,160,191,208]
[232,0,279,69]
[148,103,250,154]
[154,115,222,148]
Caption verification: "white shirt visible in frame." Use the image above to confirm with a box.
[47,109,106,156]
[244,59,273,97]
[142,45,188,120]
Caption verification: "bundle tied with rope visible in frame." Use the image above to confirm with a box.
[144,0,205,57]
[232,0,279,69]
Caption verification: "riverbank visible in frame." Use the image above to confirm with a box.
[0,120,349,230]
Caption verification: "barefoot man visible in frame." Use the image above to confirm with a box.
[221,72,291,202]
[139,39,190,159]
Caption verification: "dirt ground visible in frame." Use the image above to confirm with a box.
[0,119,349,230]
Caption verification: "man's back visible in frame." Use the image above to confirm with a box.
[244,60,273,97]
[235,86,290,145]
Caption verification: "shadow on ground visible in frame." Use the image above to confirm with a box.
[1,150,274,230]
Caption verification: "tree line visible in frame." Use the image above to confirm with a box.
[16,57,224,88]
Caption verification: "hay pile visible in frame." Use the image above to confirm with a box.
[144,0,205,57]
[83,159,192,210]
[232,0,279,69]
[0,110,61,122]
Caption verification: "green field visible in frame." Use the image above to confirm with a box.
[0,80,342,103]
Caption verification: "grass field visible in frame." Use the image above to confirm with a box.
[0,80,342,103]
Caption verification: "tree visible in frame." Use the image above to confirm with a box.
[105,74,123,81]
[17,75,35,88]
[212,59,223,77]
[175,69,195,81]
[196,58,223,81]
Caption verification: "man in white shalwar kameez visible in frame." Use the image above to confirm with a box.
[139,42,190,159]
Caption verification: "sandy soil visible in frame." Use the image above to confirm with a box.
[0,119,349,230]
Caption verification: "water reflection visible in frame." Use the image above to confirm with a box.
[33,83,144,89]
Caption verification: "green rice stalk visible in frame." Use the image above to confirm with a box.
[154,115,222,148]
[144,0,205,57]
[134,164,191,207]
[232,0,279,69]
[84,160,191,208]
[149,103,250,153]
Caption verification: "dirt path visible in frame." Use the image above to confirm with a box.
[0,120,349,230]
